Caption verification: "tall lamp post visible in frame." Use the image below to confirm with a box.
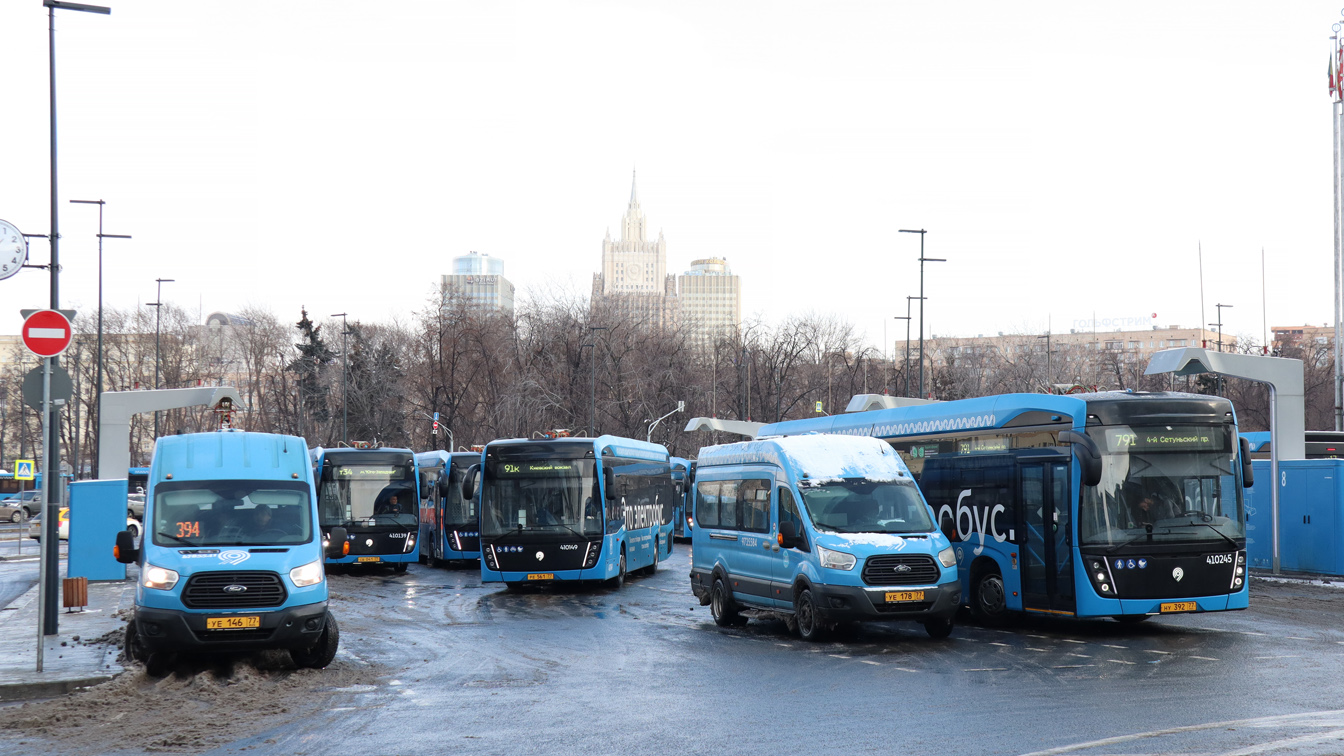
[39,0,112,644]
[69,198,129,477]
[331,313,350,445]
[890,314,908,395]
[899,229,944,399]
[903,296,923,397]
[1037,331,1053,391]
[1210,303,1233,395]
[147,277,173,439]
[582,326,608,437]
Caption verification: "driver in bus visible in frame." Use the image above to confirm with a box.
[1131,494,1173,527]
[242,504,275,538]
[375,494,403,516]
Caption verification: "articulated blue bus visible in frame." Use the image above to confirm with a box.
[415,450,482,564]
[670,457,694,541]
[470,435,675,589]
[759,391,1253,623]
[310,446,421,571]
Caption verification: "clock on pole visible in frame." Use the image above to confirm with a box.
[0,219,28,281]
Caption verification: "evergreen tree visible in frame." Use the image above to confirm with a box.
[290,307,335,424]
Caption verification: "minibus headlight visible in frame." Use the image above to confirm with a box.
[142,564,180,591]
[289,559,324,588]
[817,546,856,571]
[937,547,957,568]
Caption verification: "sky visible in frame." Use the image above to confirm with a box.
[0,1,1338,353]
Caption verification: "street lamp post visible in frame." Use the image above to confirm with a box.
[147,278,173,439]
[1037,331,1053,391]
[904,296,924,398]
[582,326,608,437]
[899,230,944,399]
[331,313,349,445]
[1210,303,1233,395]
[69,199,129,477]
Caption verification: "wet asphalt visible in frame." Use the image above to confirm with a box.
[200,546,1344,756]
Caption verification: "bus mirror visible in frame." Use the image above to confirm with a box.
[1240,437,1255,488]
[113,530,138,564]
[462,464,480,502]
[419,472,433,500]
[603,467,617,501]
[1060,430,1102,487]
[326,527,348,559]
[779,521,798,549]
[438,472,455,498]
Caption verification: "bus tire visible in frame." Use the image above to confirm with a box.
[971,570,1011,626]
[794,587,826,641]
[124,621,151,665]
[610,548,627,589]
[1114,614,1151,624]
[711,576,747,627]
[145,651,175,678]
[291,612,340,669]
[646,538,659,576]
[394,562,408,574]
[924,616,954,639]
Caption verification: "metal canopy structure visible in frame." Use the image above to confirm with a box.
[1145,347,1305,573]
[843,394,938,413]
[682,417,765,438]
[97,386,244,482]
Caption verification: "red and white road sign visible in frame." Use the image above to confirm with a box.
[22,310,72,358]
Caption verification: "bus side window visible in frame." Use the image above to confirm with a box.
[696,481,720,528]
[737,480,770,533]
[778,487,807,551]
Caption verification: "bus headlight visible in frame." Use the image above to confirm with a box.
[583,541,601,568]
[1086,558,1117,597]
[1230,550,1247,590]
[289,559,324,587]
[142,564,180,591]
[818,546,856,571]
[483,545,498,571]
[937,547,956,568]
[403,532,417,553]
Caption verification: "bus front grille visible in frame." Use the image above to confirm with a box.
[182,571,287,609]
[861,555,940,586]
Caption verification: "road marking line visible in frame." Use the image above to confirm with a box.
[1189,655,1220,661]
[989,642,1010,647]
[828,654,851,659]
[1067,653,1091,658]
[1143,649,1170,654]
[964,667,1008,672]
[1219,727,1344,756]
[1051,664,1093,669]
[1107,659,1136,665]
[1015,710,1344,756]
[1102,644,1127,649]
[860,660,881,666]
[892,667,918,673]
[1062,639,1086,644]
[1026,647,1048,652]
[1285,636,1311,641]
[1253,655,1300,660]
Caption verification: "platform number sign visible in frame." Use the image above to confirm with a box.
[14,459,35,481]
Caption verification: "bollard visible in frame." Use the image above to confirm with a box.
[62,576,87,612]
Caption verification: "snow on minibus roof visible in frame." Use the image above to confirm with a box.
[698,434,909,482]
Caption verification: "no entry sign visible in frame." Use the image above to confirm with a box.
[22,309,72,358]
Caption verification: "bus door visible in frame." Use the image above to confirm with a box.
[424,469,442,561]
[1020,458,1075,614]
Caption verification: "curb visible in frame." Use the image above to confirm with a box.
[0,673,116,702]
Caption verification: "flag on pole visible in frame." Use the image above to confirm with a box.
[1332,56,1338,99]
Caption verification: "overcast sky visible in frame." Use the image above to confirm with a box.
[0,1,1338,353]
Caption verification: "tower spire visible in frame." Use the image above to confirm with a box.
[630,168,638,206]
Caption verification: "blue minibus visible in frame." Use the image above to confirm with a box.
[310,446,421,571]
[467,435,674,589]
[415,450,482,564]
[114,430,344,674]
[758,391,1253,623]
[671,457,694,541]
[689,434,959,640]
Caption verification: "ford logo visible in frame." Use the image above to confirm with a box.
[894,564,912,573]
[222,584,248,594]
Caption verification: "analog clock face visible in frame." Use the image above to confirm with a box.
[0,219,27,282]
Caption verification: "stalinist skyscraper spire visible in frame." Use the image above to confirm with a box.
[592,170,677,328]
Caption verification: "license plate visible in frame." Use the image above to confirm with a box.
[527,573,554,581]
[885,590,925,603]
[1160,601,1198,613]
[206,615,260,630]
[357,556,381,563]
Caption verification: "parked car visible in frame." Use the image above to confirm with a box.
[127,492,145,520]
[6,491,44,518]
[28,508,69,541]
[1,499,25,523]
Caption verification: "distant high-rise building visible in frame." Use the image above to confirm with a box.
[678,258,741,346]
[592,172,679,328]
[442,251,515,314]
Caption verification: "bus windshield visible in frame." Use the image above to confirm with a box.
[481,458,601,537]
[1080,425,1245,547]
[318,461,418,529]
[797,478,935,534]
[443,462,477,526]
[153,480,312,548]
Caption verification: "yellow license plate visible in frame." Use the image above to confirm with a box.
[885,590,926,603]
[1160,601,1198,613]
[357,556,381,563]
[206,615,260,630]
[527,573,554,581]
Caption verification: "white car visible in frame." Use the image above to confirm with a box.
[27,510,139,541]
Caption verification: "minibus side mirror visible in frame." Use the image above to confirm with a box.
[439,471,456,498]
[113,530,138,564]
[1060,429,1102,487]
[603,466,617,501]
[778,521,799,550]
[326,526,348,559]
[1240,437,1255,488]
[462,464,480,502]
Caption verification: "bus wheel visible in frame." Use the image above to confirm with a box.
[711,577,747,628]
[971,571,1010,626]
[1114,614,1151,624]
[124,621,151,665]
[291,612,340,669]
[609,549,627,589]
[646,538,659,576]
[924,616,954,639]
[794,587,826,641]
[394,562,408,574]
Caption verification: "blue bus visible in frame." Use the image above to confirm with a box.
[671,457,694,541]
[758,391,1253,623]
[310,446,421,572]
[415,450,482,564]
[468,435,675,589]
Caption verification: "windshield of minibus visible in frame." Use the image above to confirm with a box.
[152,480,312,547]
[1080,425,1245,548]
[797,478,935,534]
[443,461,477,526]
[480,458,601,537]
[318,462,418,529]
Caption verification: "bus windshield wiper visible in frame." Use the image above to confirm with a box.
[1105,531,1168,554]
[157,531,197,546]
[1167,520,1240,550]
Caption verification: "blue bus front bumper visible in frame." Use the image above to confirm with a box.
[134,600,329,653]
[482,566,610,584]
[326,552,417,565]
[812,580,962,624]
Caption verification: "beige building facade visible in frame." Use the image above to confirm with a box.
[591,172,679,329]
[677,257,741,345]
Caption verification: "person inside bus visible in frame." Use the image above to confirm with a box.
[375,493,403,516]
[246,504,276,537]
[1131,494,1174,527]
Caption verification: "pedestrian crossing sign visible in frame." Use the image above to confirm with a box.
[14,459,35,481]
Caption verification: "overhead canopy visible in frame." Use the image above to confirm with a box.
[98,387,245,481]
[682,417,764,438]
